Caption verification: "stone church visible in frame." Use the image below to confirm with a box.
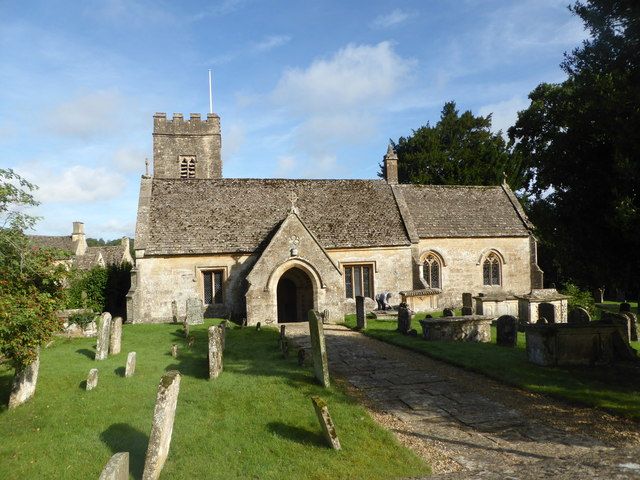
[127,111,543,325]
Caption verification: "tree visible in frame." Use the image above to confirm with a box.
[380,101,529,189]
[0,169,65,368]
[509,0,640,298]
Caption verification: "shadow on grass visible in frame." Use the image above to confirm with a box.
[100,423,148,480]
[114,367,126,377]
[0,367,14,412]
[78,380,87,390]
[267,421,326,447]
[76,348,95,359]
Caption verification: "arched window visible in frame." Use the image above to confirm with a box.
[483,253,501,286]
[422,253,441,289]
[180,156,196,179]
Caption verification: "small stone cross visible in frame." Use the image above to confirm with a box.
[288,191,299,214]
[145,158,149,176]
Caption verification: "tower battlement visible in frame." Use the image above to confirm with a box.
[153,112,220,135]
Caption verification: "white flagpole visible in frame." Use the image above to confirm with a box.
[208,69,213,114]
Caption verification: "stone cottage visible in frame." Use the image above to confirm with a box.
[127,112,543,325]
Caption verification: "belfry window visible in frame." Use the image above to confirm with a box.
[179,156,196,179]
[483,253,501,286]
[203,270,224,304]
[344,264,374,299]
[422,254,441,289]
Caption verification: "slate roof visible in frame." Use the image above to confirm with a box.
[143,178,411,255]
[397,185,531,238]
[98,246,127,265]
[74,249,103,269]
[28,235,75,253]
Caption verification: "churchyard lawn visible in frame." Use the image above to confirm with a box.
[343,309,640,420]
[0,320,428,480]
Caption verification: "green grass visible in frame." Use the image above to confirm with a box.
[344,314,640,420]
[0,321,428,480]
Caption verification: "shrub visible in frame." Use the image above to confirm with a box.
[64,266,108,312]
[67,311,95,328]
[561,282,596,317]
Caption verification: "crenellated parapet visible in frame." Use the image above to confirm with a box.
[153,112,220,136]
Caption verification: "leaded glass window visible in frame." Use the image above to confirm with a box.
[344,264,374,299]
[422,254,441,289]
[203,270,224,304]
[483,253,501,286]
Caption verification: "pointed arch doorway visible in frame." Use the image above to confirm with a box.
[277,267,314,323]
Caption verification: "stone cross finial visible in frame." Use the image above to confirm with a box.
[502,171,507,184]
[145,158,149,176]
[288,191,299,214]
[385,144,398,159]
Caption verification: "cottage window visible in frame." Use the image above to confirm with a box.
[179,156,196,179]
[483,253,501,286]
[203,270,224,304]
[344,264,374,299]
[422,253,441,289]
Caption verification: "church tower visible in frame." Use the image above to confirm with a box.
[152,112,222,179]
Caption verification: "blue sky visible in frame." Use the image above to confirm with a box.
[0,0,587,239]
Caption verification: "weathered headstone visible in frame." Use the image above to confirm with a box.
[256,322,261,331]
[355,295,366,330]
[601,311,632,342]
[182,317,189,338]
[125,352,136,377]
[622,312,638,342]
[8,350,40,408]
[596,287,605,303]
[109,316,123,355]
[538,303,556,323]
[86,368,99,391]
[170,344,178,358]
[187,335,195,349]
[208,325,223,379]
[536,316,548,325]
[308,310,330,388]
[185,298,204,325]
[311,396,341,450]
[297,348,306,366]
[279,325,286,345]
[620,302,632,313]
[99,452,129,480]
[397,302,412,335]
[96,312,112,361]
[496,315,518,347]
[461,306,473,316]
[322,309,330,324]
[462,293,473,309]
[171,300,178,323]
[568,307,591,325]
[142,371,181,480]
[442,308,454,317]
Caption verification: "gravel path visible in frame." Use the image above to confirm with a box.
[286,324,640,479]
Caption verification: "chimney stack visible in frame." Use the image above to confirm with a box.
[71,221,87,256]
[383,145,398,184]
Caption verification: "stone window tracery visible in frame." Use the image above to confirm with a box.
[422,253,441,289]
[483,253,501,286]
[179,156,196,179]
[344,263,374,299]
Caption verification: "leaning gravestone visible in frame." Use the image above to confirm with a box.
[622,312,638,342]
[620,302,632,313]
[109,316,123,355]
[397,303,412,335]
[99,452,129,480]
[601,311,632,342]
[355,295,366,330]
[142,371,181,480]
[442,308,454,317]
[96,312,112,361]
[171,300,178,323]
[311,396,341,450]
[496,315,518,347]
[568,307,591,325]
[185,298,204,325]
[8,350,40,409]
[86,368,99,391]
[125,352,136,377]
[208,325,223,379]
[308,310,330,388]
[462,293,473,310]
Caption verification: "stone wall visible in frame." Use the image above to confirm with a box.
[417,237,533,307]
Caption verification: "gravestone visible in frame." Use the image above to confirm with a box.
[322,309,330,324]
[297,348,306,366]
[208,325,223,379]
[99,452,129,480]
[142,371,181,480]
[596,287,605,303]
[125,352,136,377]
[461,306,473,316]
[171,300,178,323]
[536,316,548,325]
[568,307,591,325]
[311,396,341,450]
[462,293,473,309]
[496,315,518,347]
[96,312,112,361]
[8,350,40,408]
[601,311,632,342]
[308,310,330,388]
[256,322,261,331]
[538,303,556,323]
[396,303,412,335]
[620,302,632,313]
[355,295,366,330]
[622,312,638,342]
[183,317,189,338]
[442,308,454,317]
[109,316,123,355]
[86,368,99,391]
[185,298,204,325]
[170,344,178,358]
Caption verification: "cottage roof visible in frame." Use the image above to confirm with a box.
[74,249,103,270]
[397,184,531,238]
[143,178,411,255]
[28,235,75,253]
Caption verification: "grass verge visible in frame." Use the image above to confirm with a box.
[0,320,428,480]
[343,314,640,420]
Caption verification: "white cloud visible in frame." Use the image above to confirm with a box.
[370,9,413,29]
[112,147,148,173]
[253,35,291,52]
[44,90,124,139]
[273,41,414,113]
[222,123,245,159]
[24,165,127,203]
[479,96,530,135]
[276,155,297,176]
[99,218,135,237]
[301,154,337,178]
